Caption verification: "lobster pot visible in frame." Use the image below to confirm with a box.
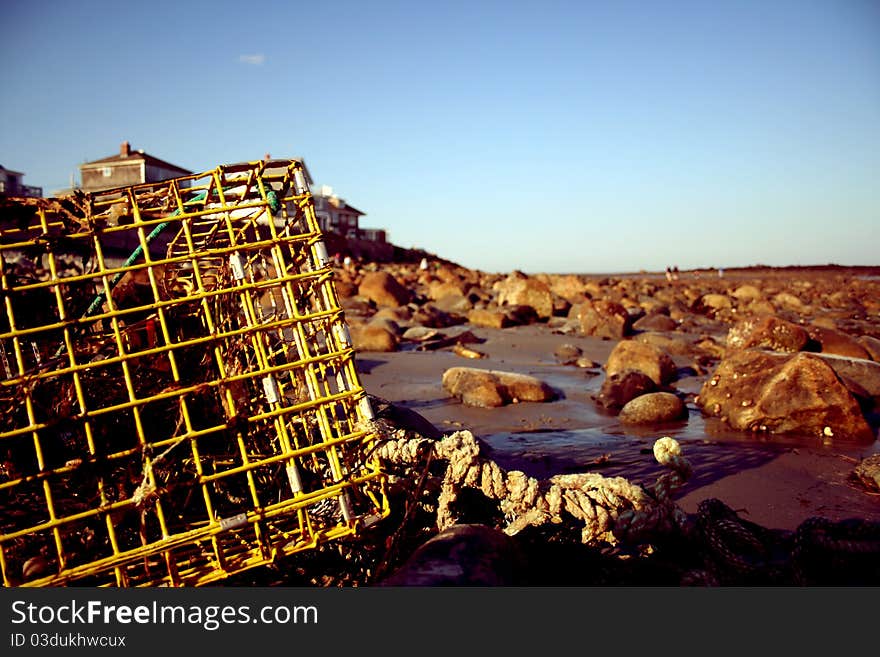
[0,159,388,586]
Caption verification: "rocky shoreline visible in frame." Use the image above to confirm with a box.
[311,259,880,585]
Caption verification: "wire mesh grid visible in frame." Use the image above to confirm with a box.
[0,159,388,586]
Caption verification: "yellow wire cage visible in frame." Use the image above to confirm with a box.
[0,159,388,586]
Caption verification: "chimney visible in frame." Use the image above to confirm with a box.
[120,141,131,156]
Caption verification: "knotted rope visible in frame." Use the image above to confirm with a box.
[373,430,692,546]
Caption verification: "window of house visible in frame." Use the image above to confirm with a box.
[101,167,112,177]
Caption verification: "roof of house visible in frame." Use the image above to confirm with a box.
[0,165,24,176]
[81,144,191,175]
[81,151,192,174]
[316,197,366,216]
[339,202,365,216]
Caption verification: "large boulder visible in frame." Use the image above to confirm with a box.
[442,367,557,408]
[698,350,874,442]
[619,392,687,425]
[725,315,810,353]
[357,271,412,307]
[497,275,554,319]
[573,299,632,339]
[605,339,677,386]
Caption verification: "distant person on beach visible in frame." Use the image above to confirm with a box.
[665,266,673,282]
[672,266,680,281]
[419,257,429,271]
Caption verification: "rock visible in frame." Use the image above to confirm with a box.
[638,298,668,315]
[497,274,554,319]
[464,285,492,306]
[551,295,572,317]
[807,325,872,360]
[452,344,487,360]
[731,284,763,303]
[850,455,880,493]
[619,392,687,425]
[810,316,838,330]
[333,278,358,299]
[636,332,696,357]
[773,291,806,312]
[632,313,678,332]
[442,367,557,408]
[413,303,464,328]
[427,280,467,301]
[433,293,473,316]
[667,301,691,322]
[698,350,874,442]
[554,343,583,366]
[573,299,632,339]
[815,353,880,400]
[357,271,411,307]
[503,305,540,326]
[374,306,413,324]
[694,336,726,359]
[350,323,399,352]
[368,395,444,439]
[381,524,525,586]
[368,317,402,336]
[605,339,677,386]
[340,296,374,318]
[857,336,880,362]
[546,274,588,304]
[467,308,512,329]
[595,370,657,411]
[700,293,733,312]
[725,315,810,353]
[744,299,777,316]
[402,326,440,342]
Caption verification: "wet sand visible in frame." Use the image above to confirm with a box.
[358,321,880,533]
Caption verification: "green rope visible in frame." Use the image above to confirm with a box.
[83,217,179,319]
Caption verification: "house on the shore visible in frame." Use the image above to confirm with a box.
[79,142,192,193]
[313,185,365,238]
[0,165,42,198]
[313,185,386,243]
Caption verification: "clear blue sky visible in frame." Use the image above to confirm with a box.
[2,0,878,274]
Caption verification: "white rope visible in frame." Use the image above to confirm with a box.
[374,430,692,546]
